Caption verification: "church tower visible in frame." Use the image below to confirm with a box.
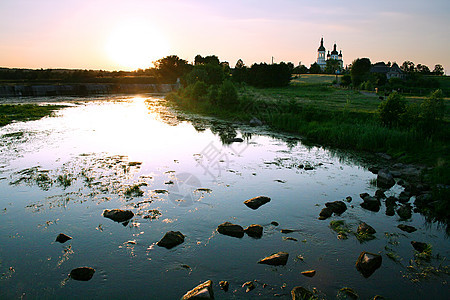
[317,38,326,70]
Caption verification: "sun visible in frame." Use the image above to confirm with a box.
[106,21,170,70]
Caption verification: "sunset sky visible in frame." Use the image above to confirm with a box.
[1,0,449,73]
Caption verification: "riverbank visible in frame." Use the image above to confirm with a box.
[167,79,450,222]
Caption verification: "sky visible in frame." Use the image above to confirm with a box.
[1,0,449,73]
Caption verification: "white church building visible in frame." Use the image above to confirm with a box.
[317,38,343,71]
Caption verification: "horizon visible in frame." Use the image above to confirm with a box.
[1,0,449,74]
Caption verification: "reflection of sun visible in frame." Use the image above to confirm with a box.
[106,21,170,70]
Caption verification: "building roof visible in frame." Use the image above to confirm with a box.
[318,38,325,51]
[370,62,404,74]
[331,44,338,55]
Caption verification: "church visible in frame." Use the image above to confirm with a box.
[317,38,343,71]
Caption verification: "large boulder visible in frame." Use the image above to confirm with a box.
[377,170,395,189]
[69,267,95,281]
[258,252,289,266]
[355,251,382,278]
[217,222,244,238]
[156,231,185,249]
[244,196,271,209]
[182,280,214,299]
[103,209,134,222]
[360,196,381,212]
[396,205,412,220]
[244,224,263,238]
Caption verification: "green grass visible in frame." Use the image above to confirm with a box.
[0,104,65,127]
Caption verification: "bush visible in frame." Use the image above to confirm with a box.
[218,80,239,107]
[378,92,406,127]
[191,81,208,102]
[419,89,445,133]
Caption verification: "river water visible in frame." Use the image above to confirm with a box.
[0,95,448,299]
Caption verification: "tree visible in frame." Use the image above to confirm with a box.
[378,92,406,127]
[432,64,444,76]
[325,59,341,74]
[350,58,371,87]
[292,64,308,74]
[340,74,352,87]
[415,64,431,74]
[246,62,292,87]
[419,89,445,133]
[401,61,415,73]
[309,62,322,74]
[232,59,247,83]
[194,55,220,66]
[154,55,192,83]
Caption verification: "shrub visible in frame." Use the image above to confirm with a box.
[419,89,445,133]
[191,81,208,102]
[218,80,239,107]
[378,92,406,127]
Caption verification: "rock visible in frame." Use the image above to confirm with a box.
[398,191,411,203]
[258,252,289,266]
[283,237,298,242]
[244,196,271,209]
[156,231,185,249]
[375,189,386,199]
[217,222,244,238]
[338,287,358,299]
[396,205,412,220]
[69,267,95,281]
[271,221,279,226]
[291,286,315,300]
[318,207,333,220]
[411,241,428,252]
[377,169,395,189]
[398,224,417,233]
[368,166,379,174]
[385,206,395,216]
[249,117,263,126]
[345,196,352,202]
[242,281,255,293]
[325,201,347,214]
[301,270,316,277]
[219,281,229,292]
[360,197,381,212]
[227,137,244,143]
[357,222,376,234]
[55,233,72,243]
[245,224,263,238]
[415,193,432,208]
[304,165,314,170]
[359,193,370,200]
[281,229,295,234]
[182,280,214,300]
[103,209,134,223]
[355,251,382,278]
[385,196,397,207]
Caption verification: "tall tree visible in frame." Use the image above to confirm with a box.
[154,55,192,83]
[350,58,371,86]
[432,64,444,76]
[309,62,322,74]
[401,61,415,73]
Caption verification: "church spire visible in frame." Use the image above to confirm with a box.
[318,37,325,52]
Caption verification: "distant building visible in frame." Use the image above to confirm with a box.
[370,62,404,79]
[317,38,343,71]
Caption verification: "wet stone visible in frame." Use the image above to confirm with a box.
[258,251,289,266]
[182,280,214,300]
[244,196,271,209]
[325,200,347,215]
[377,169,395,189]
[271,221,279,226]
[411,241,428,252]
[396,205,412,220]
[244,224,263,238]
[219,280,229,292]
[355,251,382,278]
[318,206,333,220]
[291,286,315,300]
[338,287,358,299]
[360,197,381,212]
[70,267,95,281]
[301,270,316,277]
[103,209,134,223]
[217,222,244,238]
[242,281,255,293]
[357,222,376,235]
[55,233,72,243]
[156,231,185,249]
[281,229,294,234]
[397,224,417,233]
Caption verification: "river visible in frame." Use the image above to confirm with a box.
[0,95,448,299]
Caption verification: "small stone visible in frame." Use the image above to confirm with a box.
[258,252,289,266]
[397,224,417,233]
[217,222,244,238]
[103,209,134,223]
[355,251,382,278]
[69,267,95,281]
[244,224,263,238]
[182,280,214,300]
[271,221,279,226]
[377,169,395,189]
[281,229,294,233]
[360,197,381,212]
[156,231,185,249]
[301,270,316,277]
[291,286,315,300]
[219,280,229,292]
[228,137,244,143]
[283,237,298,242]
[244,196,271,209]
[397,205,412,220]
[318,207,333,220]
[55,233,72,243]
[242,281,255,292]
[360,193,370,200]
[345,196,352,202]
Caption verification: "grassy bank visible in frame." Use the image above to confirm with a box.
[0,104,65,127]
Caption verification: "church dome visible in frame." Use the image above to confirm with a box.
[318,38,325,52]
[331,44,338,55]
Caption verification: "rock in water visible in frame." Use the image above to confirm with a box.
[291,286,315,300]
[397,224,417,233]
[219,280,229,292]
[301,270,316,277]
[355,251,382,278]
[182,280,214,299]
[411,241,428,252]
[217,222,244,238]
[318,207,334,220]
[103,209,134,222]
[69,267,95,281]
[396,205,412,220]
[325,201,347,214]
[377,169,395,189]
[360,196,381,212]
[257,252,289,266]
[156,231,185,249]
[357,222,376,234]
[242,281,255,293]
[244,224,263,238]
[243,196,271,209]
[249,117,263,126]
[55,233,72,243]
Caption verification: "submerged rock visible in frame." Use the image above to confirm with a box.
[355,251,382,278]
[156,231,185,249]
[69,267,95,281]
[242,281,255,293]
[301,270,316,277]
[377,169,395,189]
[396,205,412,220]
[325,201,347,214]
[103,209,134,223]
[182,280,214,299]
[271,221,279,226]
[244,196,271,209]
[360,197,381,212]
[219,280,229,292]
[244,224,263,238]
[258,252,289,266]
[291,286,316,300]
[411,241,428,252]
[217,222,244,238]
[55,233,72,243]
[357,222,376,235]
[397,224,417,233]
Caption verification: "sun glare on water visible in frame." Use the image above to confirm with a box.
[106,21,170,70]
